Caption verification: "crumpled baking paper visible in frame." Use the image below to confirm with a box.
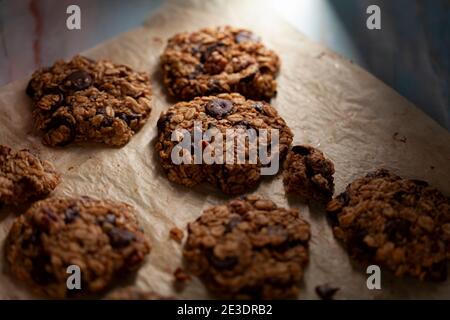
[0,0,449,299]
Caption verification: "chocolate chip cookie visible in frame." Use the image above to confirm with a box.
[161,26,280,101]
[184,195,311,299]
[0,145,60,205]
[27,55,152,147]
[327,169,450,281]
[5,196,151,298]
[155,93,293,195]
[283,145,335,202]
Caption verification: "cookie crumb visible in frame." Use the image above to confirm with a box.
[170,227,184,242]
[174,267,191,283]
[315,284,339,300]
[153,36,163,44]
[0,144,60,205]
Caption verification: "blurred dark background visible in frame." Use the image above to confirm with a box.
[0,0,448,129]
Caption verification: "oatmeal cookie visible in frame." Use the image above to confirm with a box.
[326,169,450,281]
[105,287,170,300]
[0,145,60,205]
[26,55,152,147]
[283,145,335,202]
[155,93,293,195]
[184,195,311,299]
[5,196,151,298]
[161,26,280,101]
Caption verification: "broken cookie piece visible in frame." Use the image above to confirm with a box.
[170,227,184,243]
[0,144,60,205]
[283,145,335,202]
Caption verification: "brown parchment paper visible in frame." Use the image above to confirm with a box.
[1,0,449,299]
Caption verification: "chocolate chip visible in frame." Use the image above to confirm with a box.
[240,71,256,83]
[108,227,136,248]
[43,208,58,221]
[96,107,107,115]
[208,251,238,269]
[348,229,376,259]
[26,80,36,97]
[45,116,76,146]
[393,191,407,202]
[205,99,233,118]
[326,211,340,227]
[15,176,35,197]
[315,284,340,300]
[337,191,350,206]
[200,42,226,63]
[31,254,54,285]
[43,88,65,112]
[64,207,79,224]
[191,46,200,55]
[101,116,114,127]
[36,208,58,233]
[259,66,272,74]
[385,218,410,243]
[65,70,92,90]
[157,113,171,131]
[21,230,41,249]
[188,64,204,80]
[291,145,311,156]
[304,160,316,179]
[235,31,260,43]
[253,102,264,113]
[116,112,140,125]
[319,161,333,177]
[205,79,223,95]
